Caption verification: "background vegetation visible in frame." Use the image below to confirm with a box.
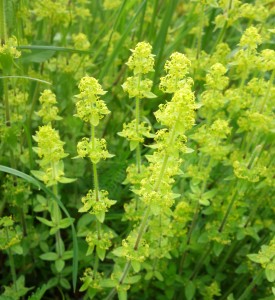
[0,0,274,299]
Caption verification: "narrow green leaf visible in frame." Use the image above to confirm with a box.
[131,260,141,273]
[100,279,117,288]
[55,259,65,273]
[185,280,195,300]
[36,216,53,227]
[40,252,58,261]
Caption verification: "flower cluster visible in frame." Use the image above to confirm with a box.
[76,137,113,164]
[75,76,109,126]
[37,90,62,124]
[118,120,154,150]
[0,36,21,59]
[32,125,70,185]
[0,216,22,250]
[86,230,114,260]
[113,231,150,264]
[78,189,116,222]
[126,42,154,75]
[159,52,191,93]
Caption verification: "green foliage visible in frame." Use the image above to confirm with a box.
[0,0,275,299]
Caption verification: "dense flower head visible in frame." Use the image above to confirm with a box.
[210,119,231,138]
[33,124,67,165]
[206,63,229,90]
[259,49,275,71]
[77,137,113,164]
[119,232,150,262]
[86,230,114,258]
[79,189,116,222]
[239,26,262,49]
[78,76,106,95]
[75,76,109,125]
[72,33,91,50]
[0,36,21,59]
[122,77,153,99]
[126,42,155,74]
[159,52,191,93]
[33,0,70,26]
[37,90,61,124]
[155,88,196,131]
[164,52,191,77]
[118,120,153,145]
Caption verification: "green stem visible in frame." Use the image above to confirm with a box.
[237,269,264,300]
[105,122,178,299]
[6,228,17,291]
[3,73,10,126]
[196,3,205,60]
[0,0,6,42]
[219,187,238,233]
[219,274,247,300]
[260,69,275,113]
[189,244,212,280]
[178,201,200,275]
[52,183,63,257]
[135,97,141,174]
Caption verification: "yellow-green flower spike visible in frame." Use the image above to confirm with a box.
[126,42,155,75]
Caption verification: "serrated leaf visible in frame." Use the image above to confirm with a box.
[40,252,58,261]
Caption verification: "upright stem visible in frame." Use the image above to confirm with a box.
[219,188,238,232]
[91,124,102,272]
[196,3,205,60]
[105,122,178,299]
[52,184,63,257]
[3,77,10,126]
[135,74,142,174]
[0,0,7,43]
[260,69,275,113]
[6,228,17,291]
[237,269,264,300]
